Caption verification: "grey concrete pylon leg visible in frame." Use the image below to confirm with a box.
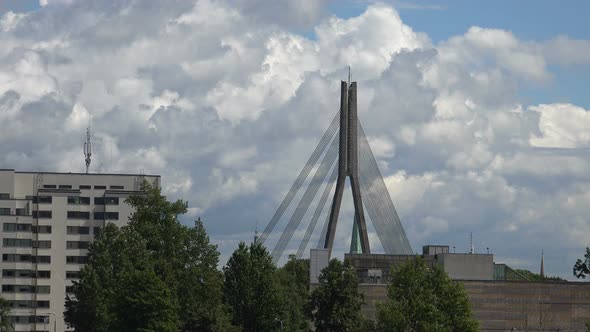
[324,81,348,255]
[348,82,370,254]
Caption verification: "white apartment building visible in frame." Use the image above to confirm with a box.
[0,169,160,332]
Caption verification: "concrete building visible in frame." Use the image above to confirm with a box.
[310,245,590,331]
[0,169,160,332]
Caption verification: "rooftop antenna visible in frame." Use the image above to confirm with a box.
[84,126,92,174]
[540,250,545,279]
[470,232,474,254]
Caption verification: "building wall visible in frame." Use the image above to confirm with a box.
[0,170,160,332]
[439,253,494,281]
[358,281,590,332]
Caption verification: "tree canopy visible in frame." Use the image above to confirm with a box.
[223,241,286,332]
[376,257,478,332]
[308,258,367,332]
[0,297,14,332]
[574,247,590,279]
[64,182,232,332]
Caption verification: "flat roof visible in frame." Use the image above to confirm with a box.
[0,169,160,177]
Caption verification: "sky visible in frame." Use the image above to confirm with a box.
[0,0,589,279]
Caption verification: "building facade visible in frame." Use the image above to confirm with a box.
[0,169,160,332]
[310,246,590,331]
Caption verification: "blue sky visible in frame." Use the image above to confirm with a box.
[1,0,590,279]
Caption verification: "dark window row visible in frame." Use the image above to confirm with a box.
[3,223,31,232]
[110,185,124,190]
[67,211,90,219]
[66,271,81,279]
[94,185,106,190]
[1,208,28,215]
[0,193,9,199]
[32,195,52,204]
[66,241,90,250]
[2,284,50,294]
[3,239,51,249]
[93,212,119,220]
[67,226,90,235]
[32,210,52,218]
[67,196,90,205]
[2,254,51,263]
[4,224,53,234]
[2,269,50,279]
[8,300,49,309]
[79,185,91,189]
[9,315,48,325]
[94,197,119,205]
[66,256,88,264]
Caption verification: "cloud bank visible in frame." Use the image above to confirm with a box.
[1,0,589,278]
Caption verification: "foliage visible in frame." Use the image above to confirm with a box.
[223,241,286,332]
[65,182,232,332]
[574,247,590,279]
[376,257,478,332]
[309,258,366,332]
[277,255,311,331]
[512,268,564,281]
[0,297,14,332]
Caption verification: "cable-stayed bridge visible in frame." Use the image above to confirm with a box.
[259,81,413,264]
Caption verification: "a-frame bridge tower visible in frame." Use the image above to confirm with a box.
[259,80,413,263]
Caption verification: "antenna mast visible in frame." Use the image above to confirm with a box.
[84,127,92,174]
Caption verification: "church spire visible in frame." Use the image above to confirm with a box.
[540,250,545,280]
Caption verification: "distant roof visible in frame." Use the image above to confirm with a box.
[0,169,160,177]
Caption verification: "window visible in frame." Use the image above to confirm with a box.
[93,226,101,236]
[2,285,50,294]
[9,315,47,324]
[104,197,119,205]
[2,270,51,279]
[66,285,74,293]
[67,196,90,205]
[33,240,51,249]
[66,256,88,264]
[94,197,105,205]
[93,212,119,220]
[2,254,50,263]
[59,184,72,189]
[67,226,89,235]
[94,185,106,190]
[43,185,56,189]
[32,210,52,218]
[0,193,9,199]
[79,185,91,189]
[66,271,81,279]
[67,211,90,219]
[32,225,52,234]
[3,223,31,232]
[8,300,49,308]
[3,238,32,248]
[33,195,52,204]
[66,241,89,249]
[15,208,26,216]
[0,208,10,215]
[110,185,124,190]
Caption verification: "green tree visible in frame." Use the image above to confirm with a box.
[376,257,478,332]
[0,297,14,332]
[308,258,366,332]
[574,247,590,279]
[223,241,286,331]
[65,182,231,331]
[277,255,311,331]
